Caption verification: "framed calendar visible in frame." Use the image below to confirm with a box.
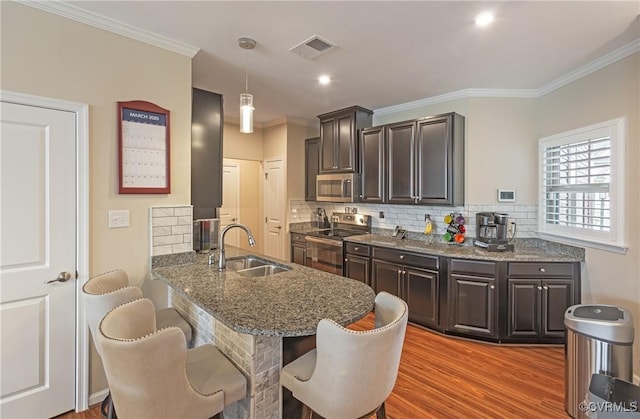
[118,100,170,194]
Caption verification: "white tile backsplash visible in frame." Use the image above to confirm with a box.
[290,199,538,238]
[150,205,193,256]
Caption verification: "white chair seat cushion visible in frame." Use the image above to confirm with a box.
[186,344,247,406]
[280,349,317,391]
[156,307,192,342]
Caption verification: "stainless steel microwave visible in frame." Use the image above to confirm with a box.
[316,173,360,203]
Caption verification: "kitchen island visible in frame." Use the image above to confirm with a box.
[151,246,375,419]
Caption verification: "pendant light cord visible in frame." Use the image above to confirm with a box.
[245,50,249,93]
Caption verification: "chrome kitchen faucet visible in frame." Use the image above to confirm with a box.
[216,223,256,271]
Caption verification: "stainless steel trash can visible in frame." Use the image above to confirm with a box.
[565,304,634,419]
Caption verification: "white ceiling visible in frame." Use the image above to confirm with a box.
[58,1,639,126]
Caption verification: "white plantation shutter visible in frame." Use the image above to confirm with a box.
[538,118,626,253]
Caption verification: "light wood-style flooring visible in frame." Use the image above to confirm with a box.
[57,313,567,419]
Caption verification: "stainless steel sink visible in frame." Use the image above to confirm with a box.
[225,256,290,277]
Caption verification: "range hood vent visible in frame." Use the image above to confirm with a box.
[289,35,337,59]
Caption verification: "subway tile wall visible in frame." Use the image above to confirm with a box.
[289,200,538,238]
[150,205,193,256]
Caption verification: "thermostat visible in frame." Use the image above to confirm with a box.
[498,189,516,202]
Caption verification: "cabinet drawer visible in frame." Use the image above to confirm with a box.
[291,233,306,244]
[372,247,438,270]
[450,259,496,276]
[345,242,370,257]
[508,262,574,277]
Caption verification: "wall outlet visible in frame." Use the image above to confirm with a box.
[108,210,129,228]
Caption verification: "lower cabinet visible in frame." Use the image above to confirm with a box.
[448,259,498,340]
[371,247,440,329]
[290,233,306,266]
[504,262,579,343]
[341,241,580,344]
[344,243,370,285]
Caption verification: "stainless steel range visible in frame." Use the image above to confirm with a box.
[305,212,371,275]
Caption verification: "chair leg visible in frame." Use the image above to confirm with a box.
[301,403,313,419]
[376,402,386,419]
[107,394,116,419]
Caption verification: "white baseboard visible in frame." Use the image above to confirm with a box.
[634,374,640,385]
[89,388,109,407]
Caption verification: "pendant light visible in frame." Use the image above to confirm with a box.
[238,37,256,133]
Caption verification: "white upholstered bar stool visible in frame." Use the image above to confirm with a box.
[280,292,408,419]
[82,269,193,417]
[97,298,247,419]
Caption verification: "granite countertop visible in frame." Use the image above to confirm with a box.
[151,247,375,337]
[289,222,583,262]
[344,234,584,262]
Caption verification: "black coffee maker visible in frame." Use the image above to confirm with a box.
[474,212,514,251]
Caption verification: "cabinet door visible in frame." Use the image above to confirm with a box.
[291,244,306,266]
[305,138,320,201]
[507,279,541,338]
[345,255,370,285]
[319,118,336,172]
[360,127,385,202]
[372,260,402,298]
[542,280,574,337]
[386,121,416,204]
[405,267,439,328]
[416,115,450,205]
[336,113,356,171]
[449,274,497,338]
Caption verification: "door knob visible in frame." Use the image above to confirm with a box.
[45,272,72,284]
[275,226,282,229]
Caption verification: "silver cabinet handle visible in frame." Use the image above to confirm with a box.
[400,255,405,260]
[543,286,549,290]
[537,286,543,290]
[354,247,359,251]
[490,285,495,290]
[45,271,72,284]
[345,258,348,262]
[539,268,546,273]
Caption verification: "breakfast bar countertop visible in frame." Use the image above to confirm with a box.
[151,247,375,337]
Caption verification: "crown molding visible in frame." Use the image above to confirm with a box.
[536,38,640,96]
[375,38,639,117]
[18,0,200,58]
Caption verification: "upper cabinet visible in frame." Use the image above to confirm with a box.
[305,137,320,201]
[318,106,372,173]
[359,112,465,206]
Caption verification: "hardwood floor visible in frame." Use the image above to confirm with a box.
[58,313,567,419]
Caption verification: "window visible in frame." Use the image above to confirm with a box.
[538,118,626,253]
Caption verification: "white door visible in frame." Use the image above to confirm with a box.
[0,102,77,418]
[220,161,240,247]
[263,159,284,259]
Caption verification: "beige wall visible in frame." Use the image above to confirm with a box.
[1,3,192,395]
[537,54,640,373]
[223,121,264,161]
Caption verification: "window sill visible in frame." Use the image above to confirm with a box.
[536,232,628,255]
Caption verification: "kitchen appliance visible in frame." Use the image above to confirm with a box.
[474,212,514,252]
[193,218,220,252]
[305,212,370,275]
[315,173,360,203]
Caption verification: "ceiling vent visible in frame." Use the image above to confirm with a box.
[289,35,337,59]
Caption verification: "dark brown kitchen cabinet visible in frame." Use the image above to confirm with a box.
[318,106,372,173]
[305,137,320,201]
[344,243,370,285]
[386,120,417,204]
[448,259,498,340]
[359,127,385,203]
[290,233,307,266]
[358,112,465,206]
[415,113,464,206]
[505,262,579,343]
[371,247,440,329]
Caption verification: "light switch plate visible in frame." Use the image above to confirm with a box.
[109,210,130,228]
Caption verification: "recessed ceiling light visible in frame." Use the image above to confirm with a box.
[318,75,331,85]
[475,11,495,27]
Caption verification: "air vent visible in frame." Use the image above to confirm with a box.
[289,35,337,59]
